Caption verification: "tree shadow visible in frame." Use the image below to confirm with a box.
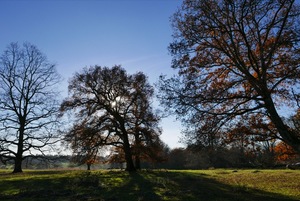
[100,170,300,201]
[0,170,299,201]
[104,171,163,201]
[0,174,73,201]
[149,171,300,201]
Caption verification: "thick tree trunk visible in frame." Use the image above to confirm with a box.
[264,97,300,153]
[123,144,136,171]
[13,125,25,173]
[13,154,23,173]
[122,134,136,172]
[116,116,136,172]
[87,164,91,171]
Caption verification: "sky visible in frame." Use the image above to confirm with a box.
[0,0,184,149]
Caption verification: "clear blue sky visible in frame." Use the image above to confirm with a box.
[0,0,183,149]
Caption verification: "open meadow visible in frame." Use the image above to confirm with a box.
[0,169,299,201]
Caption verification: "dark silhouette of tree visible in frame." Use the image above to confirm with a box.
[165,148,187,169]
[128,72,162,169]
[0,42,61,173]
[158,0,300,153]
[60,65,161,171]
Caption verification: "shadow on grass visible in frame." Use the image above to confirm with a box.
[0,170,299,201]
[106,171,163,201]
[150,171,300,201]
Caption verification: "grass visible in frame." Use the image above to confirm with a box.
[0,169,299,201]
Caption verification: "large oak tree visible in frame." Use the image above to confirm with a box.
[0,42,61,173]
[60,65,161,171]
[158,0,300,153]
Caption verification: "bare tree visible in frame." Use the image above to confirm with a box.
[158,0,300,153]
[0,42,61,173]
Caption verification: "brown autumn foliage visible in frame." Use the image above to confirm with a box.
[158,0,300,153]
[273,141,297,162]
[64,120,103,170]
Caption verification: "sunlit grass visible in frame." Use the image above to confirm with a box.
[213,169,300,198]
[0,169,299,201]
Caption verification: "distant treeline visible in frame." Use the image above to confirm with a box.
[1,145,299,170]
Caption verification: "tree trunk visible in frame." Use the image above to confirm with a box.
[13,155,23,173]
[13,125,24,173]
[123,144,136,171]
[117,117,136,172]
[122,134,136,172]
[264,96,300,153]
[87,163,91,171]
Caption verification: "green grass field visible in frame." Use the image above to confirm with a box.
[0,169,299,201]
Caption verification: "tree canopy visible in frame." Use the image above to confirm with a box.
[158,0,300,153]
[60,65,162,171]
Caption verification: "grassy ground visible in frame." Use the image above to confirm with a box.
[0,169,299,201]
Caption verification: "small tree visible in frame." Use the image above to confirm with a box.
[65,121,103,170]
[0,42,61,173]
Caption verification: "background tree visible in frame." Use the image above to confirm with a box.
[106,146,126,169]
[158,0,300,153]
[0,42,61,173]
[273,141,298,163]
[164,148,187,169]
[60,65,161,171]
[64,120,104,170]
